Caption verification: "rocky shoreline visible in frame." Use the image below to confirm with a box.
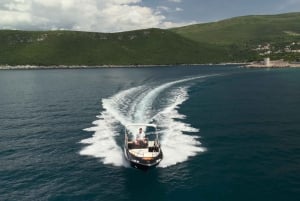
[245,59,300,68]
[0,64,170,70]
[1,62,299,70]
[0,63,245,70]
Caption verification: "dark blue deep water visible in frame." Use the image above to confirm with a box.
[0,66,299,201]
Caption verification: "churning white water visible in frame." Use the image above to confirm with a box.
[80,75,215,167]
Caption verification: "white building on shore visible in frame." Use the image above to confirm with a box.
[264,58,270,66]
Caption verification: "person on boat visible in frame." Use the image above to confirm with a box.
[135,128,146,145]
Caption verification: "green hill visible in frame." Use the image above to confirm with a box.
[171,12,300,62]
[172,12,300,44]
[0,29,213,66]
[1,12,300,66]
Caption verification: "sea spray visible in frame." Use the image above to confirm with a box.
[80,75,215,167]
[155,87,206,167]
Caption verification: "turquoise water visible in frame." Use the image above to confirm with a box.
[0,66,299,201]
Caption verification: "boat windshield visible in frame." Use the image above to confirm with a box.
[126,125,157,141]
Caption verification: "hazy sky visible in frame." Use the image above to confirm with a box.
[0,0,299,32]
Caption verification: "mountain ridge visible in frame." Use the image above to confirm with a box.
[1,12,299,66]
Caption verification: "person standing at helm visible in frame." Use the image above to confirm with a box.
[136,128,146,144]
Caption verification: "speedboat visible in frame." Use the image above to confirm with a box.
[124,123,163,169]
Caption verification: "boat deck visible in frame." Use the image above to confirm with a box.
[128,141,160,157]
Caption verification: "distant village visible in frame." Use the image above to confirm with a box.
[253,41,300,56]
[246,40,300,68]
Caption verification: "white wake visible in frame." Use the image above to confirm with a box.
[80,75,214,167]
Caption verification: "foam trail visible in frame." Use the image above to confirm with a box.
[80,74,217,167]
[155,87,206,167]
[79,86,144,166]
[80,111,124,166]
[133,75,208,122]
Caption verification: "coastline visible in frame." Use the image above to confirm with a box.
[0,63,247,70]
[1,62,300,70]
[245,64,300,68]
[0,64,175,70]
[245,60,300,68]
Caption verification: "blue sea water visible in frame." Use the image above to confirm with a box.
[0,66,299,201]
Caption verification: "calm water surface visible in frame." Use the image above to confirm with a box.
[0,66,299,201]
